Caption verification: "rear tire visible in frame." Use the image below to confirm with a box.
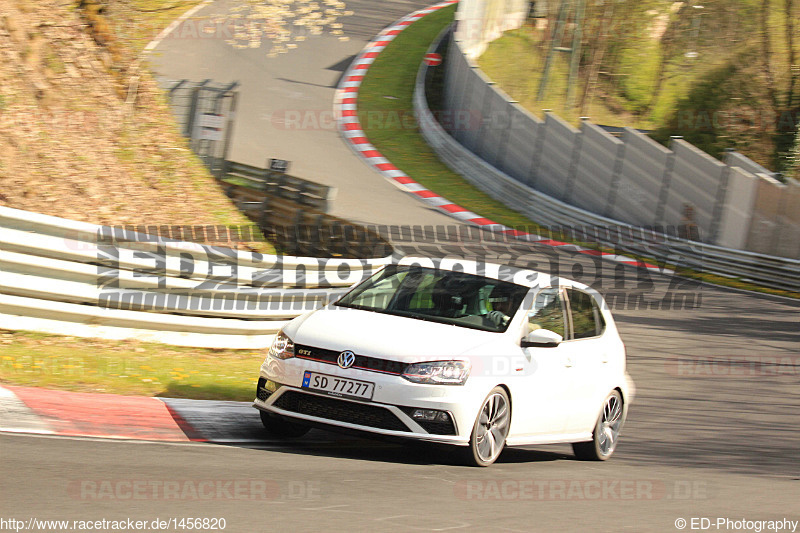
[463,387,511,467]
[259,410,311,439]
[572,390,624,461]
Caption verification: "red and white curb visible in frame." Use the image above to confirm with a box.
[0,385,201,441]
[333,0,669,274]
[0,385,264,443]
[0,386,53,435]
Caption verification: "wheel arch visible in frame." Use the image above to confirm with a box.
[497,383,512,416]
[588,386,626,426]
[614,386,625,404]
[614,386,629,419]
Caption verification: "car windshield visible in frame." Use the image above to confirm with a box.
[334,265,529,332]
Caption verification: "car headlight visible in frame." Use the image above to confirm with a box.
[402,360,471,385]
[268,331,295,360]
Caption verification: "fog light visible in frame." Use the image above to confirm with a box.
[412,409,450,422]
[256,378,280,402]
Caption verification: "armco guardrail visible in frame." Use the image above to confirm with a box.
[224,161,337,212]
[415,29,800,293]
[0,206,393,348]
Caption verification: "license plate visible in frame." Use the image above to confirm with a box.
[302,371,374,401]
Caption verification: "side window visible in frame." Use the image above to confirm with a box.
[527,289,566,338]
[567,289,605,339]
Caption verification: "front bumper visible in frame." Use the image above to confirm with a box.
[253,357,480,446]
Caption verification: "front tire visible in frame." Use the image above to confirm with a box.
[572,390,624,461]
[464,387,511,467]
[259,410,311,439]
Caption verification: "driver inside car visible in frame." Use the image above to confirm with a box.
[486,288,513,328]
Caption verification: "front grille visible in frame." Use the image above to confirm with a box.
[272,390,410,432]
[294,344,407,375]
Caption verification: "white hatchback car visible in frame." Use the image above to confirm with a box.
[254,257,633,466]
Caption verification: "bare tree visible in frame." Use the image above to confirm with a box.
[578,0,615,115]
[761,0,779,113]
[786,0,797,108]
[643,2,691,116]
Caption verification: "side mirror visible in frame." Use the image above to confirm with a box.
[521,329,563,348]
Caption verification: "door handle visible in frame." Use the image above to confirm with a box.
[565,357,573,368]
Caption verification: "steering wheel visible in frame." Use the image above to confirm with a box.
[486,310,509,328]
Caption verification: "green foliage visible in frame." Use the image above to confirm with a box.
[651,59,740,158]
[480,0,798,171]
[616,39,661,115]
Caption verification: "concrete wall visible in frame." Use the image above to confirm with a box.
[716,167,758,251]
[666,139,728,241]
[574,122,624,218]
[612,129,671,230]
[745,176,800,258]
[776,180,800,259]
[438,34,799,259]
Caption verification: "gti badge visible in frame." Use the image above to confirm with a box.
[337,350,356,369]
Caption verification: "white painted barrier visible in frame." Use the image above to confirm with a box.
[0,206,393,348]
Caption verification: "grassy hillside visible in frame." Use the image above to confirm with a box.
[0,0,271,251]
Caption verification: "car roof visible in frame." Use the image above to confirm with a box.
[396,256,588,291]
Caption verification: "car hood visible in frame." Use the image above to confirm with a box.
[284,306,506,362]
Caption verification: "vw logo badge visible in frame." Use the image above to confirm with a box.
[337,350,356,369]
